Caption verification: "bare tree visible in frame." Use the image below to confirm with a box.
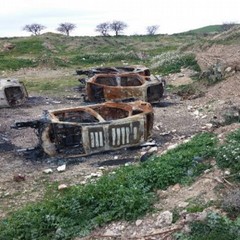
[23,23,46,35]
[56,23,76,36]
[95,22,110,36]
[146,25,159,35]
[110,20,127,36]
[221,22,236,32]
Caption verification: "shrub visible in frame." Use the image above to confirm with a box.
[175,212,240,240]
[223,106,240,125]
[216,128,240,176]
[171,83,204,100]
[222,189,240,218]
[150,51,200,75]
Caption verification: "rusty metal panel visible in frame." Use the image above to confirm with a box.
[0,78,28,107]
[12,101,154,158]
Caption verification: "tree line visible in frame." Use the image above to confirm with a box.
[23,21,160,36]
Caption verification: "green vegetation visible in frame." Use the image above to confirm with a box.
[187,25,223,34]
[175,212,240,240]
[23,77,77,94]
[0,133,217,239]
[186,197,214,214]
[151,52,201,75]
[168,82,205,100]
[221,189,240,219]
[0,33,201,71]
[216,128,240,179]
[5,38,45,56]
[0,57,37,70]
[69,51,141,66]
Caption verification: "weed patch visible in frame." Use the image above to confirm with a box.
[216,128,240,178]
[151,52,200,75]
[70,52,141,66]
[170,83,205,100]
[175,212,240,240]
[23,77,77,94]
[222,189,240,218]
[0,57,36,70]
[4,38,45,56]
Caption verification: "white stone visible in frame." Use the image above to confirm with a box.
[193,110,200,116]
[204,169,211,174]
[58,184,68,190]
[205,123,213,129]
[43,168,53,174]
[224,170,230,175]
[178,201,189,208]
[225,67,232,72]
[135,219,143,226]
[57,164,66,172]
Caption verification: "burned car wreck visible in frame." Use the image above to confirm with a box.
[0,78,28,107]
[85,73,164,103]
[12,101,154,157]
[76,65,164,103]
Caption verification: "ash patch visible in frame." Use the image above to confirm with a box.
[0,142,15,152]
[96,157,136,167]
[0,134,15,152]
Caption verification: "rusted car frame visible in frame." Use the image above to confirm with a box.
[0,78,28,107]
[13,101,154,157]
[85,72,164,103]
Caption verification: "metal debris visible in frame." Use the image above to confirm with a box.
[0,78,28,107]
[12,101,154,158]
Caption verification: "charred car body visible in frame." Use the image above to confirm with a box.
[76,66,164,104]
[12,101,154,157]
[85,73,164,103]
[0,78,28,107]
